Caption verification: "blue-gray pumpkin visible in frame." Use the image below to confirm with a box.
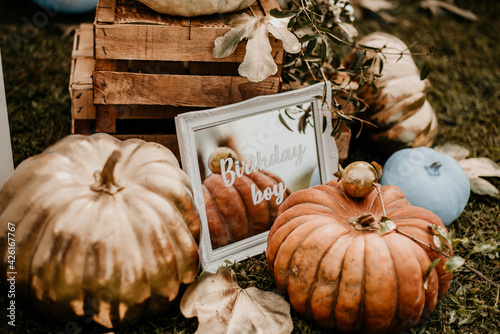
[380,147,470,225]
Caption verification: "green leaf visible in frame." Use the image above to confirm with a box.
[326,32,351,47]
[279,113,293,132]
[443,256,466,273]
[424,258,441,289]
[434,235,444,252]
[316,26,331,33]
[320,40,327,64]
[358,43,381,51]
[298,34,317,43]
[420,61,431,80]
[350,51,365,71]
[302,38,317,60]
[378,217,396,235]
[269,8,300,18]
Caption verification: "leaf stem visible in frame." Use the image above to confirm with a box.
[248,6,256,17]
[374,183,387,217]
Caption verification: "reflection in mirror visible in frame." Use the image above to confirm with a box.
[195,104,317,250]
[175,82,337,272]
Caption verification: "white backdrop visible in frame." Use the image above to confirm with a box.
[0,49,14,188]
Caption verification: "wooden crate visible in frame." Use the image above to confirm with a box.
[71,0,285,158]
[69,0,350,161]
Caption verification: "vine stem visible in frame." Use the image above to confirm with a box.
[394,228,500,289]
[373,182,499,289]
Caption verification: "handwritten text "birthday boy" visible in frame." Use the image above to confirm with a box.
[220,144,306,205]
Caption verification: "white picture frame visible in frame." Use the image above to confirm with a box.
[175,82,338,272]
[0,49,14,189]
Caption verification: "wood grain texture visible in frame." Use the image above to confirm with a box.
[95,0,116,23]
[94,24,284,63]
[93,71,281,107]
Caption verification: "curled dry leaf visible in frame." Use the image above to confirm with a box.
[434,143,500,198]
[180,267,293,334]
[213,13,300,82]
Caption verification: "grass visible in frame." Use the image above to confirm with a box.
[0,0,499,333]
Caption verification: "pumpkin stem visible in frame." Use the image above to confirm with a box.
[347,213,378,232]
[424,161,442,176]
[91,150,124,195]
[208,147,239,174]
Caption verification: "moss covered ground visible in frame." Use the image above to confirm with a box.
[0,0,498,333]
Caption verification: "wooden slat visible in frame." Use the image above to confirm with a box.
[71,85,94,119]
[69,54,95,120]
[93,72,281,107]
[72,120,93,134]
[72,23,94,58]
[96,105,117,133]
[96,0,116,23]
[257,0,281,15]
[94,24,284,63]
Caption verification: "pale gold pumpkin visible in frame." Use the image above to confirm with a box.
[136,0,256,17]
[0,133,201,328]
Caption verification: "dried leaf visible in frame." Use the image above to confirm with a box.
[420,0,478,21]
[435,143,500,198]
[378,217,396,235]
[180,267,293,334]
[443,255,466,273]
[350,0,396,22]
[337,22,358,40]
[469,240,499,256]
[434,143,470,161]
[213,13,300,82]
[424,258,441,289]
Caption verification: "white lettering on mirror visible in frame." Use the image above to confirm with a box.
[219,143,307,205]
[251,182,287,205]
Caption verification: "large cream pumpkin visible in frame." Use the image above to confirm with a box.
[136,0,256,17]
[0,134,201,328]
[343,32,438,152]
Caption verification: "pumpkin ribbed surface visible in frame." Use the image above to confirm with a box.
[0,134,201,328]
[203,169,290,249]
[266,181,452,334]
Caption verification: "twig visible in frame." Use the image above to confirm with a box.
[395,228,500,289]
[373,182,499,289]
[374,183,387,217]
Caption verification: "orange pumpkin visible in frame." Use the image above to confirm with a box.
[204,169,290,249]
[266,181,452,333]
[203,148,290,249]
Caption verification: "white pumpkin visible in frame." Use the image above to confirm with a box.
[344,32,438,152]
[136,0,256,17]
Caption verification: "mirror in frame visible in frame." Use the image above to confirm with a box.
[175,82,338,272]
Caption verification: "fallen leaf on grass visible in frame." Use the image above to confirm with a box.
[350,0,396,23]
[180,267,293,334]
[213,13,300,82]
[434,143,500,198]
[420,0,478,21]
